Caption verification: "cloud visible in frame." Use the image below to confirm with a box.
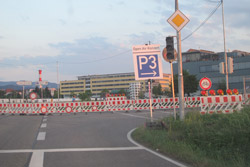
[0,36,4,39]
[58,19,67,25]
[48,36,134,78]
[67,0,74,16]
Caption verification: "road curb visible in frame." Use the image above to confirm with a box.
[127,128,187,167]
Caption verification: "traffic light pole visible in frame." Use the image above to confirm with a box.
[175,0,185,120]
[222,0,229,90]
[170,61,176,120]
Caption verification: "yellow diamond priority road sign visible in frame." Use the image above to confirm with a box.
[167,10,189,32]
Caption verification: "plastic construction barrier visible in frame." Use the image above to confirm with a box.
[0,95,243,115]
[0,97,202,115]
[243,94,250,105]
[200,95,242,114]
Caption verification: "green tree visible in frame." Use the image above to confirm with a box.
[85,90,92,97]
[44,87,51,98]
[171,70,199,96]
[6,91,21,99]
[0,90,5,98]
[33,86,41,98]
[217,80,226,93]
[70,91,77,98]
[78,92,88,101]
[153,83,163,97]
[118,89,127,96]
[163,88,172,97]
[138,90,145,99]
[100,89,109,98]
[53,90,63,98]
[78,90,92,101]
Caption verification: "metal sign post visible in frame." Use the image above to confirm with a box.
[162,37,177,120]
[132,44,163,121]
[16,81,32,100]
[170,61,176,120]
[148,80,153,122]
[167,0,190,120]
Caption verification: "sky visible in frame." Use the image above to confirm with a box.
[0,0,249,83]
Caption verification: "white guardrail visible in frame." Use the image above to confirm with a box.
[0,94,249,115]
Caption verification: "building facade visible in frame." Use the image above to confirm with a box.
[60,72,171,97]
[129,82,141,99]
[173,49,250,94]
[152,73,171,91]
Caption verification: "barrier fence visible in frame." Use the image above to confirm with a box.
[0,94,248,115]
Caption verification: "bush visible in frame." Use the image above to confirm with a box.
[133,107,250,167]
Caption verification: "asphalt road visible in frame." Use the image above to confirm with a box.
[0,110,186,167]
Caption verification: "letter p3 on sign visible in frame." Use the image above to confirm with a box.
[132,44,163,80]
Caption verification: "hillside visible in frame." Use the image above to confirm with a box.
[0,81,58,90]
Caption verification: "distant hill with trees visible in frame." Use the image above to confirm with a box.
[0,81,57,90]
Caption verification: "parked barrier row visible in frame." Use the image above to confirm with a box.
[0,95,248,115]
[0,97,201,114]
[200,95,242,114]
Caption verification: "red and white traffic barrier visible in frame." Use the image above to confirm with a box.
[0,95,245,115]
[200,95,242,114]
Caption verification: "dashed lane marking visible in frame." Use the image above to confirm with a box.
[36,132,46,141]
[40,123,47,128]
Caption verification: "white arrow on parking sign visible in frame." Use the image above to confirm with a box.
[141,70,157,76]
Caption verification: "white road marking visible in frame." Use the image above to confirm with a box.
[40,123,47,128]
[37,132,46,141]
[119,113,157,120]
[0,130,185,167]
[42,119,47,122]
[127,128,187,167]
[29,151,44,167]
[0,147,143,154]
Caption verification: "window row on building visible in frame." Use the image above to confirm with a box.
[61,82,84,85]
[200,62,250,73]
[60,72,171,98]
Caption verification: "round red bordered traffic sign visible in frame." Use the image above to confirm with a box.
[65,106,72,113]
[199,77,212,90]
[41,106,47,114]
[92,106,97,111]
[30,92,37,100]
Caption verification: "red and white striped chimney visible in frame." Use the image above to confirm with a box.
[39,70,42,81]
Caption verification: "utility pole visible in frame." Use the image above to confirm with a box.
[222,0,229,90]
[175,0,185,120]
[170,61,176,120]
[57,61,60,102]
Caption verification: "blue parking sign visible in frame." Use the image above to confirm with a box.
[133,44,163,80]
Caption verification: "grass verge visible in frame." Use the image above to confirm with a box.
[132,107,250,167]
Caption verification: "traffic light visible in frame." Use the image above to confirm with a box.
[228,57,233,73]
[166,37,175,61]
[219,62,225,74]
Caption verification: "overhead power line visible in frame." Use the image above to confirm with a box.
[181,1,222,42]
[61,49,131,65]
[0,1,222,67]
[204,0,221,3]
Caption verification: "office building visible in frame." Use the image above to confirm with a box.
[173,49,250,93]
[60,72,171,98]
